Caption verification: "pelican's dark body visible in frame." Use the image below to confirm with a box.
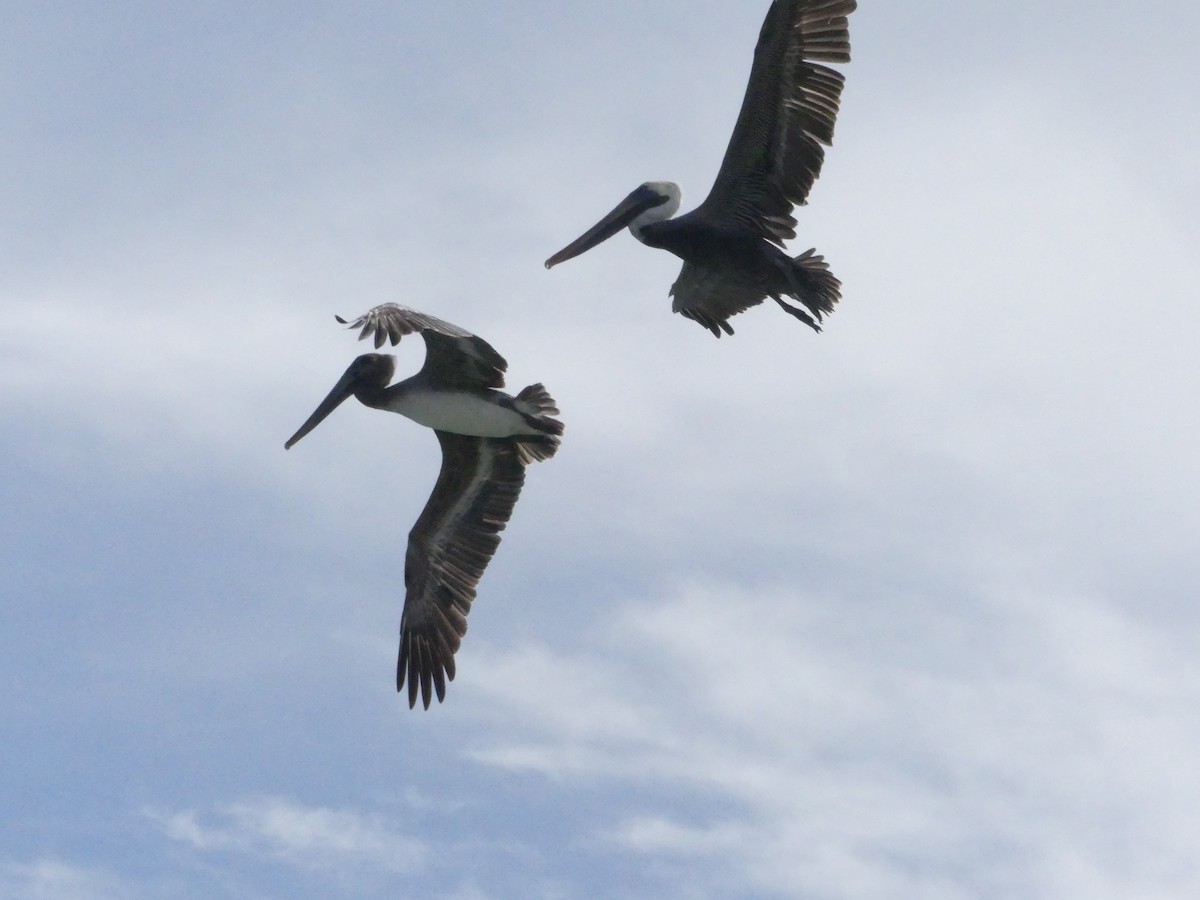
[640,219,837,334]
[545,0,855,337]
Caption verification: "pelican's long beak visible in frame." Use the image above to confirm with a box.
[544,184,668,268]
[284,365,359,449]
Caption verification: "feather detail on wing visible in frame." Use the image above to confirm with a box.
[688,0,856,246]
[336,303,508,390]
[397,431,528,709]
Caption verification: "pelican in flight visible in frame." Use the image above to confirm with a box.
[285,304,563,709]
[545,0,856,337]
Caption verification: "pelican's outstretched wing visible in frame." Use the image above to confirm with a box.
[397,431,527,709]
[336,304,507,390]
[687,0,855,245]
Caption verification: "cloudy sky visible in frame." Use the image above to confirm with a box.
[4,1,1200,897]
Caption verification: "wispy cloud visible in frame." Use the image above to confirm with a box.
[0,858,134,900]
[148,795,426,876]
[465,581,1200,898]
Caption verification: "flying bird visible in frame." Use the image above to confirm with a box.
[544,0,856,337]
[285,304,563,709]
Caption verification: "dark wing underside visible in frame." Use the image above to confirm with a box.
[670,261,770,337]
[397,431,528,709]
[336,303,508,390]
[686,0,855,245]
[669,244,840,337]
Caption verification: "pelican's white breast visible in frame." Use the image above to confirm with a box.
[394,389,528,438]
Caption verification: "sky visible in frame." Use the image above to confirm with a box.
[3,1,1200,897]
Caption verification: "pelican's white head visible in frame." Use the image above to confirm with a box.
[630,181,682,238]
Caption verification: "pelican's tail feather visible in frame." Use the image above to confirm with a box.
[773,248,842,332]
[511,383,563,463]
[513,383,559,418]
[513,434,560,465]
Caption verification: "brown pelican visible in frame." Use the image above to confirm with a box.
[285,304,563,709]
[545,0,856,337]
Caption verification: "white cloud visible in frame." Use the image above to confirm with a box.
[465,581,1200,898]
[0,859,134,900]
[150,795,426,876]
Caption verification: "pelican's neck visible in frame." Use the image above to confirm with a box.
[357,378,407,411]
[629,181,682,243]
